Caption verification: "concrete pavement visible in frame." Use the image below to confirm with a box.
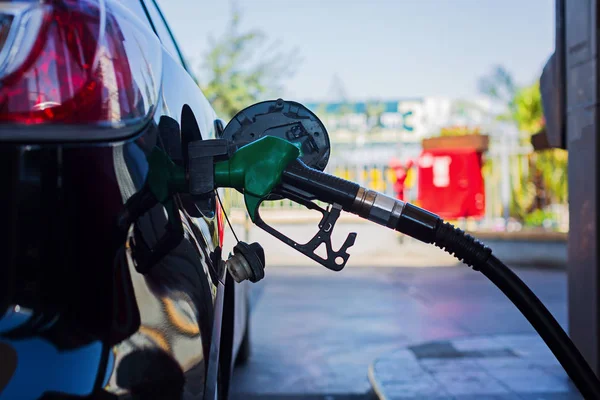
[369,334,580,399]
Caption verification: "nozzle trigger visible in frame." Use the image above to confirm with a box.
[253,199,356,271]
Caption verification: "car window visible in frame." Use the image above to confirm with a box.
[143,0,188,69]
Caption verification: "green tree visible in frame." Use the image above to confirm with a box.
[199,11,298,119]
[512,81,544,134]
[512,81,567,208]
[479,66,568,226]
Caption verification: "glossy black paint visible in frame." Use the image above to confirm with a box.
[0,0,248,399]
[0,147,18,314]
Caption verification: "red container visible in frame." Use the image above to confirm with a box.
[417,148,485,219]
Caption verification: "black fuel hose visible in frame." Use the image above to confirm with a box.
[481,255,600,399]
[432,222,600,400]
[281,159,600,398]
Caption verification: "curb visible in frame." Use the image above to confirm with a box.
[366,333,579,399]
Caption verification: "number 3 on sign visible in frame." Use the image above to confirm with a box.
[433,156,452,188]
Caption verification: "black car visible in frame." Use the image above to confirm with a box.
[0,0,250,399]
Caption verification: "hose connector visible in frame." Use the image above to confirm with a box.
[349,187,440,244]
[351,188,405,229]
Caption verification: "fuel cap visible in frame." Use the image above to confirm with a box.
[222,98,331,171]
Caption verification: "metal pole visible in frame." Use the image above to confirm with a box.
[565,0,600,374]
[499,132,511,228]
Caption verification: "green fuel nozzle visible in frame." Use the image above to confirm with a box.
[213,136,300,221]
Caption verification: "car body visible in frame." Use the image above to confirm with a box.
[0,0,249,399]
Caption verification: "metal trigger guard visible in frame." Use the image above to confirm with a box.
[253,196,357,271]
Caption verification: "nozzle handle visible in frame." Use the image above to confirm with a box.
[281,159,360,211]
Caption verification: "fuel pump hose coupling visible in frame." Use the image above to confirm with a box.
[349,187,440,244]
[351,187,405,229]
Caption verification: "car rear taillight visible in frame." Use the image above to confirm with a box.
[0,0,161,141]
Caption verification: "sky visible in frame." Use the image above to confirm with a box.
[157,0,555,102]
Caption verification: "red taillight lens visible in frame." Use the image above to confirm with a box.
[0,0,161,139]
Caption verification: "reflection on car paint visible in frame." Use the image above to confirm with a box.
[104,218,212,396]
[163,295,201,337]
[0,307,103,399]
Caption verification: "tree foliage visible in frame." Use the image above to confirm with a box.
[512,80,567,207]
[512,81,545,135]
[199,11,298,120]
[479,66,568,226]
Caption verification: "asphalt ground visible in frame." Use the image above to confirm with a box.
[229,264,568,399]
